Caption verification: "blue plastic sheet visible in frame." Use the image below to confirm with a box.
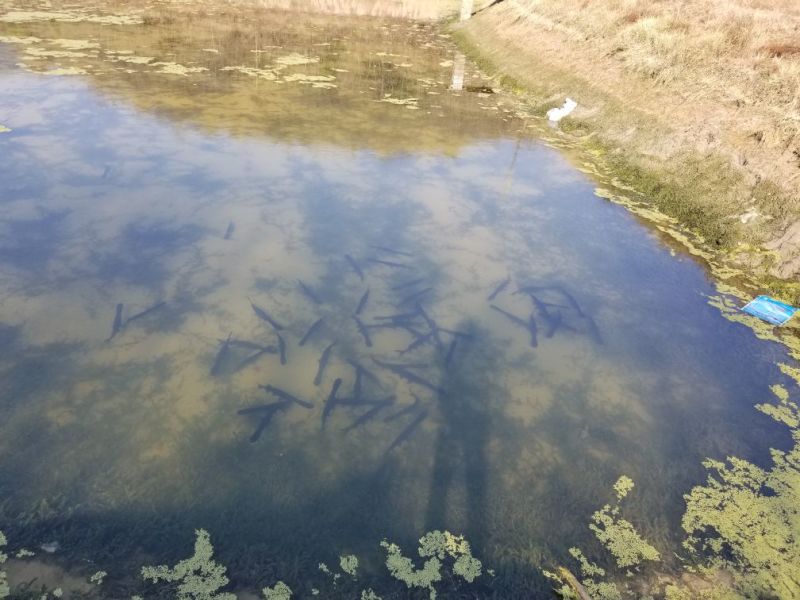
[741,295,797,326]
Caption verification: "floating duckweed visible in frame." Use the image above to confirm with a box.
[220,65,279,80]
[613,475,635,500]
[0,531,8,599]
[141,529,235,600]
[0,125,10,134]
[318,563,331,575]
[262,581,292,600]
[310,589,319,596]
[273,53,318,66]
[52,588,63,598]
[14,549,34,558]
[153,62,208,76]
[0,10,142,25]
[590,505,661,568]
[38,67,88,75]
[756,387,799,428]
[51,39,100,50]
[452,554,481,582]
[360,589,381,600]
[89,571,107,585]
[113,55,155,65]
[0,35,41,45]
[339,554,358,577]
[381,539,442,599]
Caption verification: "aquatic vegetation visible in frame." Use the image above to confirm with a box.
[0,125,12,133]
[14,549,34,558]
[141,529,235,600]
[262,581,292,599]
[339,554,358,577]
[274,54,319,66]
[360,589,381,600]
[381,530,483,599]
[0,531,8,599]
[88,570,107,585]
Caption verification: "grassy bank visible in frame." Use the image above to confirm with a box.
[453,0,800,298]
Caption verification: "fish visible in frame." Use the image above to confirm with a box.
[277,332,287,365]
[384,395,421,422]
[224,221,235,240]
[490,304,528,328]
[210,333,232,377]
[372,359,445,395]
[353,316,373,347]
[234,347,275,373]
[399,287,433,306]
[226,339,275,351]
[343,396,396,433]
[366,258,412,270]
[248,402,289,443]
[299,318,324,347]
[370,245,413,258]
[445,339,458,366]
[260,384,314,409]
[298,280,322,305]
[385,409,428,454]
[346,359,381,385]
[107,303,124,341]
[126,301,166,325]
[321,377,343,429]
[237,400,288,416]
[374,311,420,324]
[355,289,370,316]
[439,328,475,340]
[487,276,511,301]
[248,297,284,331]
[416,303,444,352]
[344,255,364,281]
[398,331,434,355]
[530,296,561,338]
[528,315,539,347]
[391,277,425,291]
[314,342,336,386]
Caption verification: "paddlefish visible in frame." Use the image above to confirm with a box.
[385,409,428,454]
[224,221,235,240]
[314,342,336,385]
[391,277,425,291]
[244,401,289,443]
[398,331,434,355]
[355,289,370,316]
[299,318,324,347]
[277,333,287,365]
[370,245,413,258]
[126,301,166,325]
[298,280,322,305]
[260,384,314,409]
[445,339,458,367]
[234,346,276,373]
[321,377,343,429]
[344,255,364,281]
[372,358,445,395]
[400,286,433,306]
[490,304,528,328]
[248,297,284,331]
[367,258,412,269]
[384,395,421,422]
[487,276,511,301]
[107,303,123,341]
[353,316,373,347]
[210,333,232,377]
[416,303,444,352]
[343,396,396,433]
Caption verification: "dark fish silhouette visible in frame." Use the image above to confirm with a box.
[528,315,539,347]
[370,245,413,258]
[299,318,324,347]
[416,303,444,352]
[487,276,511,301]
[355,289,370,316]
[372,359,445,395]
[439,328,475,340]
[367,258,412,269]
[400,287,433,306]
[353,365,363,401]
[260,384,314,409]
[224,221,235,240]
[226,339,275,351]
[246,401,289,443]
[384,395,421,422]
[374,311,420,324]
[490,304,528,327]
[314,342,336,385]
[353,316,373,347]
[298,280,321,305]
[530,296,560,338]
[344,255,364,281]
[234,346,277,372]
[392,278,425,291]
[210,333,232,377]
[398,331,434,355]
[347,359,381,385]
[385,409,428,454]
[248,297,284,331]
[107,303,124,341]
[277,333,287,365]
[343,396,396,433]
[237,400,287,416]
[445,339,458,366]
[126,301,166,325]
[321,377,343,429]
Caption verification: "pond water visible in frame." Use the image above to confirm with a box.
[0,2,795,598]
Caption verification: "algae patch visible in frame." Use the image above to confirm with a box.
[0,125,10,134]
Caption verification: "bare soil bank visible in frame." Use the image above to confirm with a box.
[453,0,800,296]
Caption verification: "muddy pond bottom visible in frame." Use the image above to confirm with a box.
[0,1,793,597]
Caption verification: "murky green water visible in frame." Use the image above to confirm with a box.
[0,1,796,597]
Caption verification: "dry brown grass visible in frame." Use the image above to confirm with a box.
[458,0,800,279]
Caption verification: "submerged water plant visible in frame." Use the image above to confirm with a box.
[141,529,235,600]
[262,581,292,600]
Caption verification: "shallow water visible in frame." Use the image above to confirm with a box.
[0,1,796,597]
